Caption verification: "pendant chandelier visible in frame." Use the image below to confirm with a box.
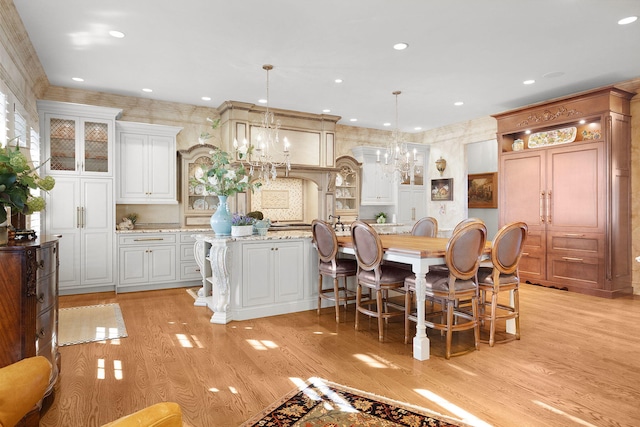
[234,64,291,183]
[377,91,416,181]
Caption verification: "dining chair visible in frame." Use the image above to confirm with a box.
[411,216,438,237]
[404,220,487,358]
[429,217,481,273]
[477,221,528,346]
[351,220,413,342]
[311,219,358,322]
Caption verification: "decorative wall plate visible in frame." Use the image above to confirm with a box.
[194,184,205,195]
[528,127,577,148]
[193,199,208,210]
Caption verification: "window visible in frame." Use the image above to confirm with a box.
[14,109,27,147]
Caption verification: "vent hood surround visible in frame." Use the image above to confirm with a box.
[217,101,341,223]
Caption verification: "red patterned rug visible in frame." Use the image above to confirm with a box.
[241,378,469,426]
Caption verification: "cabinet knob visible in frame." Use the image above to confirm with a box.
[36,328,46,339]
[37,293,45,303]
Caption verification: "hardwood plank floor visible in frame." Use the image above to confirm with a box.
[41,284,640,427]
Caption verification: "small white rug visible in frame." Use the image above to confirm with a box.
[58,303,128,346]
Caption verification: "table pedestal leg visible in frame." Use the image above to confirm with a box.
[413,272,430,360]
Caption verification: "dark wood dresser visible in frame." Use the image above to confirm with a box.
[0,236,60,425]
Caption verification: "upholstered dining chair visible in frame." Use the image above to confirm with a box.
[351,220,413,342]
[429,217,481,273]
[411,216,438,237]
[404,220,487,359]
[311,219,358,322]
[477,221,528,347]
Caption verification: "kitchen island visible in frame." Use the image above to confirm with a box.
[191,223,412,324]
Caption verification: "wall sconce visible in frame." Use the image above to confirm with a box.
[435,157,447,176]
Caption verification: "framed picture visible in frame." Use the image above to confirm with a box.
[431,178,453,201]
[468,172,497,208]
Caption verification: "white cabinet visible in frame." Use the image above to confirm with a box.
[39,101,121,295]
[351,146,393,205]
[118,233,177,289]
[45,177,115,294]
[179,233,201,281]
[334,156,360,222]
[241,240,304,307]
[397,144,429,224]
[178,144,219,226]
[116,121,182,204]
[38,101,122,177]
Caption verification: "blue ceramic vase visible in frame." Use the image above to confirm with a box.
[210,195,232,235]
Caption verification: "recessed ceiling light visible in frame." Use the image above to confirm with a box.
[523,79,536,85]
[201,96,211,101]
[543,71,565,79]
[349,118,357,122]
[393,42,409,50]
[142,88,153,93]
[334,78,343,84]
[383,122,391,127]
[322,109,331,113]
[618,16,637,25]
[414,127,422,131]
[454,101,464,106]
[258,98,267,104]
[72,77,84,82]
[109,30,125,38]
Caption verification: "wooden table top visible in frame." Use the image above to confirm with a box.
[337,234,491,258]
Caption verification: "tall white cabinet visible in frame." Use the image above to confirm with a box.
[397,143,429,225]
[116,122,182,204]
[38,101,122,295]
[351,146,394,205]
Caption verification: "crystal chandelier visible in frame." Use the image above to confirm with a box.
[377,90,417,181]
[234,64,291,183]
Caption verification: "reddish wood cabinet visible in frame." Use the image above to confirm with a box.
[494,87,633,297]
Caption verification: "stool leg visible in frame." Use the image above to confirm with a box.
[317,273,323,315]
[333,277,340,323]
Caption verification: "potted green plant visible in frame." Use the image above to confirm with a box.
[375,212,387,224]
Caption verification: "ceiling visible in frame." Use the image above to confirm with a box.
[13,0,640,133]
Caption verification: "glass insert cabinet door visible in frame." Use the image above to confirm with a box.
[48,116,111,174]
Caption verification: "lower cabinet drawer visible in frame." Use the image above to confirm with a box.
[180,263,201,281]
[547,254,603,289]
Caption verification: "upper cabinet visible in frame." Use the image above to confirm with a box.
[397,143,429,224]
[179,144,219,226]
[351,146,394,205]
[38,101,122,177]
[334,156,360,222]
[116,121,182,204]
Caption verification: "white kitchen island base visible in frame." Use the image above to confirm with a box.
[192,232,319,324]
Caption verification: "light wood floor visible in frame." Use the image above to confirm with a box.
[40,284,640,427]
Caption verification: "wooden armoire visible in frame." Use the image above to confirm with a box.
[493,87,634,298]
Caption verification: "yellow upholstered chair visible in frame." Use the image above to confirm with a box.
[411,216,438,237]
[0,356,52,427]
[311,219,358,322]
[103,402,183,427]
[477,221,528,347]
[404,220,487,358]
[351,220,412,342]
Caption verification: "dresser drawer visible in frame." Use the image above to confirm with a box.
[36,307,55,353]
[36,244,57,279]
[36,274,57,312]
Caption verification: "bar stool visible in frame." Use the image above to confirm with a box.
[311,219,357,322]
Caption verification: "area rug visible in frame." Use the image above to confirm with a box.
[58,303,128,346]
[241,377,469,427]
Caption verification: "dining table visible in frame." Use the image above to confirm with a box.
[337,233,492,361]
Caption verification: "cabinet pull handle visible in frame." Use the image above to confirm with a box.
[547,190,552,224]
[37,293,45,303]
[77,207,81,228]
[134,238,165,241]
[564,234,585,237]
[562,256,584,262]
[539,191,545,223]
[36,328,46,339]
[37,260,45,269]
